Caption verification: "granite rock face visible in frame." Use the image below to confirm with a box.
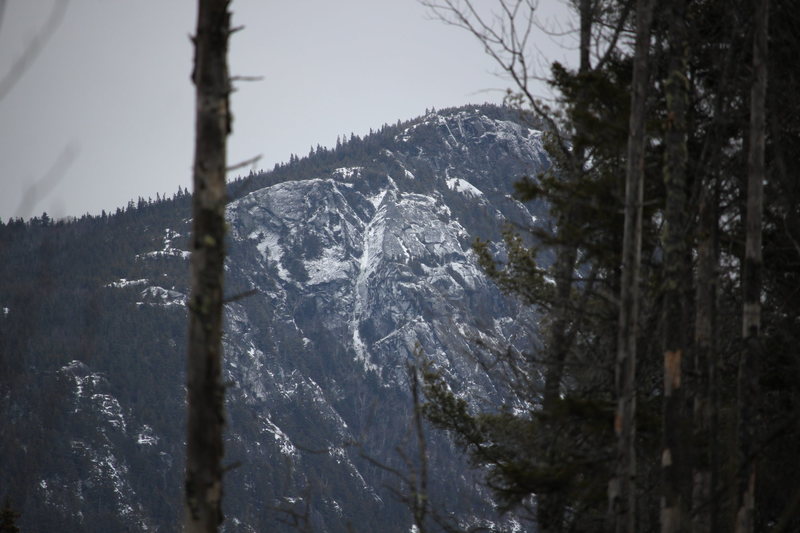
[2,106,549,532]
[214,107,548,531]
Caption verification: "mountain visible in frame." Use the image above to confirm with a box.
[0,104,550,532]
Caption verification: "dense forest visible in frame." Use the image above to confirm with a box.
[419,0,800,532]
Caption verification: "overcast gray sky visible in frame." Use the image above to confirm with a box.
[0,0,574,220]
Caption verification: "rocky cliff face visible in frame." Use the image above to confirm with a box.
[0,105,549,532]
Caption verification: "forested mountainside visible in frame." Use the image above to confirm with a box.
[0,104,550,532]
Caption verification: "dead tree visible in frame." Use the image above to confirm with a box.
[184,1,231,532]
[660,0,689,530]
[609,0,655,532]
[736,0,768,532]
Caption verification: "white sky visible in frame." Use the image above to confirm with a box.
[0,0,574,220]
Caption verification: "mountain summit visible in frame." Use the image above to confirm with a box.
[0,104,549,532]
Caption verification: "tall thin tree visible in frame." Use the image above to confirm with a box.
[691,179,719,533]
[185,1,231,532]
[736,0,768,532]
[660,0,689,530]
[609,0,655,531]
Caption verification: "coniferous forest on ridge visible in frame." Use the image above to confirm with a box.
[2,0,800,532]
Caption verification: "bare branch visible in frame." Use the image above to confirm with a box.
[0,0,7,34]
[421,0,573,163]
[594,0,634,71]
[226,154,262,173]
[222,288,258,304]
[230,75,264,82]
[0,1,70,102]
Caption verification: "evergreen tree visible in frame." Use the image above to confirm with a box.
[423,0,800,531]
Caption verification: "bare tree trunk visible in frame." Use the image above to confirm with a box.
[609,0,655,531]
[578,0,592,73]
[184,1,231,532]
[691,176,718,533]
[736,0,768,532]
[661,0,689,531]
[409,359,430,533]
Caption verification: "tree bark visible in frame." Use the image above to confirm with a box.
[661,0,689,531]
[609,1,655,531]
[691,175,718,533]
[184,1,231,532]
[736,0,768,532]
